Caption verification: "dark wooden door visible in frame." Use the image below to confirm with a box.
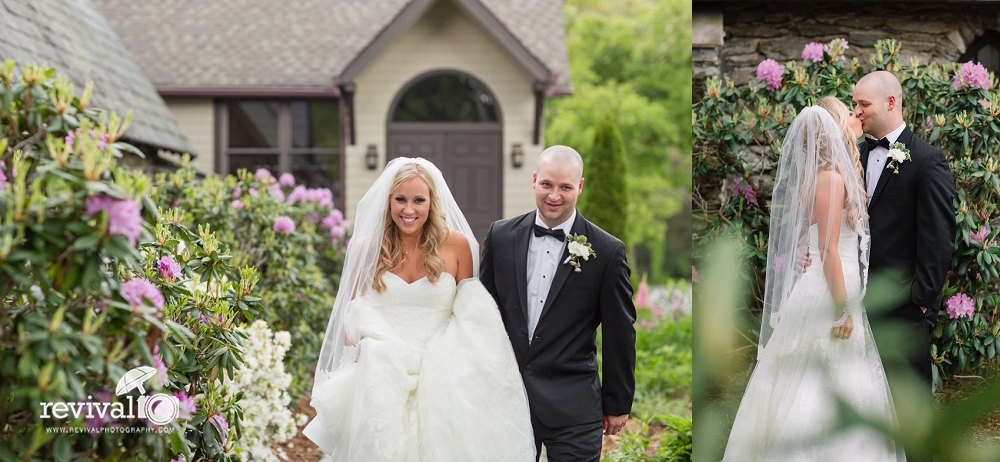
[387,128,502,243]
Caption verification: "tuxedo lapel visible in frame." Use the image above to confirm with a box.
[514,214,532,322]
[536,214,587,325]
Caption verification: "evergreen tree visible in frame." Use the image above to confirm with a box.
[583,113,629,244]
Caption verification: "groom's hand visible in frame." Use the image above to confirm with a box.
[603,414,628,436]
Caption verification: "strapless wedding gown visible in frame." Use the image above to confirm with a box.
[723,219,905,461]
[303,273,535,461]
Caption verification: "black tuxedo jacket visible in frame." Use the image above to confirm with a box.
[480,210,636,428]
[860,127,956,324]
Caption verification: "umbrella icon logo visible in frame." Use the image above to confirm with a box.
[114,366,179,426]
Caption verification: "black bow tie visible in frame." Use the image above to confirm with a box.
[866,136,890,151]
[533,224,566,241]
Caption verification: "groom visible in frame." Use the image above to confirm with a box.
[480,145,636,462]
[853,71,956,388]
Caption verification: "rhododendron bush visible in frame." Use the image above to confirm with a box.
[694,39,1000,387]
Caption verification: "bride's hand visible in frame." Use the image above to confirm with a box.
[831,315,854,340]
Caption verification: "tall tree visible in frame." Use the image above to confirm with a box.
[583,113,629,243]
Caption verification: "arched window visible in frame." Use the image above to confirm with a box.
[391,72,499,123]
[961,30,1000,73]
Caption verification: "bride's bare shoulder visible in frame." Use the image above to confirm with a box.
[442,229,471,255]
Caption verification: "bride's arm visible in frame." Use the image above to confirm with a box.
[813,170,849,319]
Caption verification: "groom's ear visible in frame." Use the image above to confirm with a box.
[578,177,585,192]
[886,95,897,112]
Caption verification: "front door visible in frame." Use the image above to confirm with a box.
[386,71,503,243]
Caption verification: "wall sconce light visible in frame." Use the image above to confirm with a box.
[366,144,378,170]
[511,143,524,168]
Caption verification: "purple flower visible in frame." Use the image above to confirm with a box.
[157,255,182,279]
[248,188,258,198]
[170,457,185,462]
[287,185,307,203]
[824,38,849,58]
[743,183,758,204]
[273,216,296,234]
[980,99,991,110]
[802,42,825,62]
[231,199,244,210]
[83,390,114,428]
[85,195,144,246]
[0,166,7,190]
[210,414,230,446]
[152,347,168,388]
[172,392,196,419]
[970,226,990,244]
[756,59,784,91]
[120,279,164,311]
[946,293,975,319]
[268,184,285,202]
[730,179,745,197]
[254,168,274,184]
[954,61,991,90]
[330,224,347,239]
[65,130,76,150]
[233,187,242,198]
[279,172,295,186]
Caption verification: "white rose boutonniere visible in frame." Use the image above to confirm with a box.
[885,141,911,175]
[563,234,597,273]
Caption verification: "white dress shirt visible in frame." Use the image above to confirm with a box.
[526,210,576,341]
[866,123,906,203]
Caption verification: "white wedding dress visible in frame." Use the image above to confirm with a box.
[303,272,536,461]
[723,218,905,461]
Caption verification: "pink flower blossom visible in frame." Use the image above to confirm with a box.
[635,278,649,308]
[824,38,849,58]
[946,293,975,319]
[802,42,825,62]
[970,226,990,244]
[157,255,182,279]
[273,216,296,234]
[231,199,244,210]
[731,179,757,204]
[84,390,114,428]
[730,179,744,197]
[743,184,757,204]
[248,188,258,198]
[210,414,230,446]
[172,392,196,419]
[636,320,655,332]
[279,172,296,186]
[954,61,991,90]
[85,195,144,246]
[151,347,168,388]
[330,224,347,239]
[0,166,7,190]
[267,184,285,202]
[772,254,790,272]
[233,187,242,198]
[979,99,991,110]
[756,59,784,91]
[254,168,275,184]
[120,279,164,310]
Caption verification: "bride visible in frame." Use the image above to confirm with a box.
[303,158,535,461]
[722,97,904,461]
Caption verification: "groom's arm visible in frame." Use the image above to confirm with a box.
[479,222,500,305]
[599,241,637,417]
[913,152,956,320]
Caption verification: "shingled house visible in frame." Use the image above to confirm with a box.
[0,0,194,169]
[94,0,570,239]
[694,1,1000,100]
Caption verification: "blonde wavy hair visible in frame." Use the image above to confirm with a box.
[816,96,868,231]
[372,163,450,293]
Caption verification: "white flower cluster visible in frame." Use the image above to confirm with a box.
[224,320,299,462]
[567,241,591,260]
[887,148,907,163]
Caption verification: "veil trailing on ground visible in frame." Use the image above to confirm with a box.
[312,157,479,385]
[760,106,870,350]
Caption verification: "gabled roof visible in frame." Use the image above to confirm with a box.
[93,0,571,95]
[0,0,195,155]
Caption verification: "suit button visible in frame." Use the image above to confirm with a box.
[525,364,533,375]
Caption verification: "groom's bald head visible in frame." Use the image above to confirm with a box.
[853,71,905,138]
[537,145,584,180]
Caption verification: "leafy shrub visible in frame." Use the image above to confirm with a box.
[582,113,629,244]
[693,38,1000,386]
[0,61,259,461]
[150,165,348,402]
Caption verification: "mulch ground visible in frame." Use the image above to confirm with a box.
[933,376,1000,450]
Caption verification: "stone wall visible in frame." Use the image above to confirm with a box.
[697,1,1000,88]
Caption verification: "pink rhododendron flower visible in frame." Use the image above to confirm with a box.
[279,172,296,186]
[254,168,275,184]
[84,390,114,428]
[85,195,144,246]
[248,188,258,198]
[233,187,242,198]
[756,59,784,91]
[172,392,196,419]
[954,61,991,90]
[273,216,296,234]
[268,184,285,202]
[330,224,347,239]
[0,166,6,190]
[120,279,164,310]
[743,184,757,204]
[802,42,825,62]
[971,226,990,243]
[157,255,182,279]
[210,414,230,446]
[231,199,244,210]
[824,38,849,58]
[946,293,975,319]
[980,99,991,109]
[151,347,168,388]
[635,278,649,308]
